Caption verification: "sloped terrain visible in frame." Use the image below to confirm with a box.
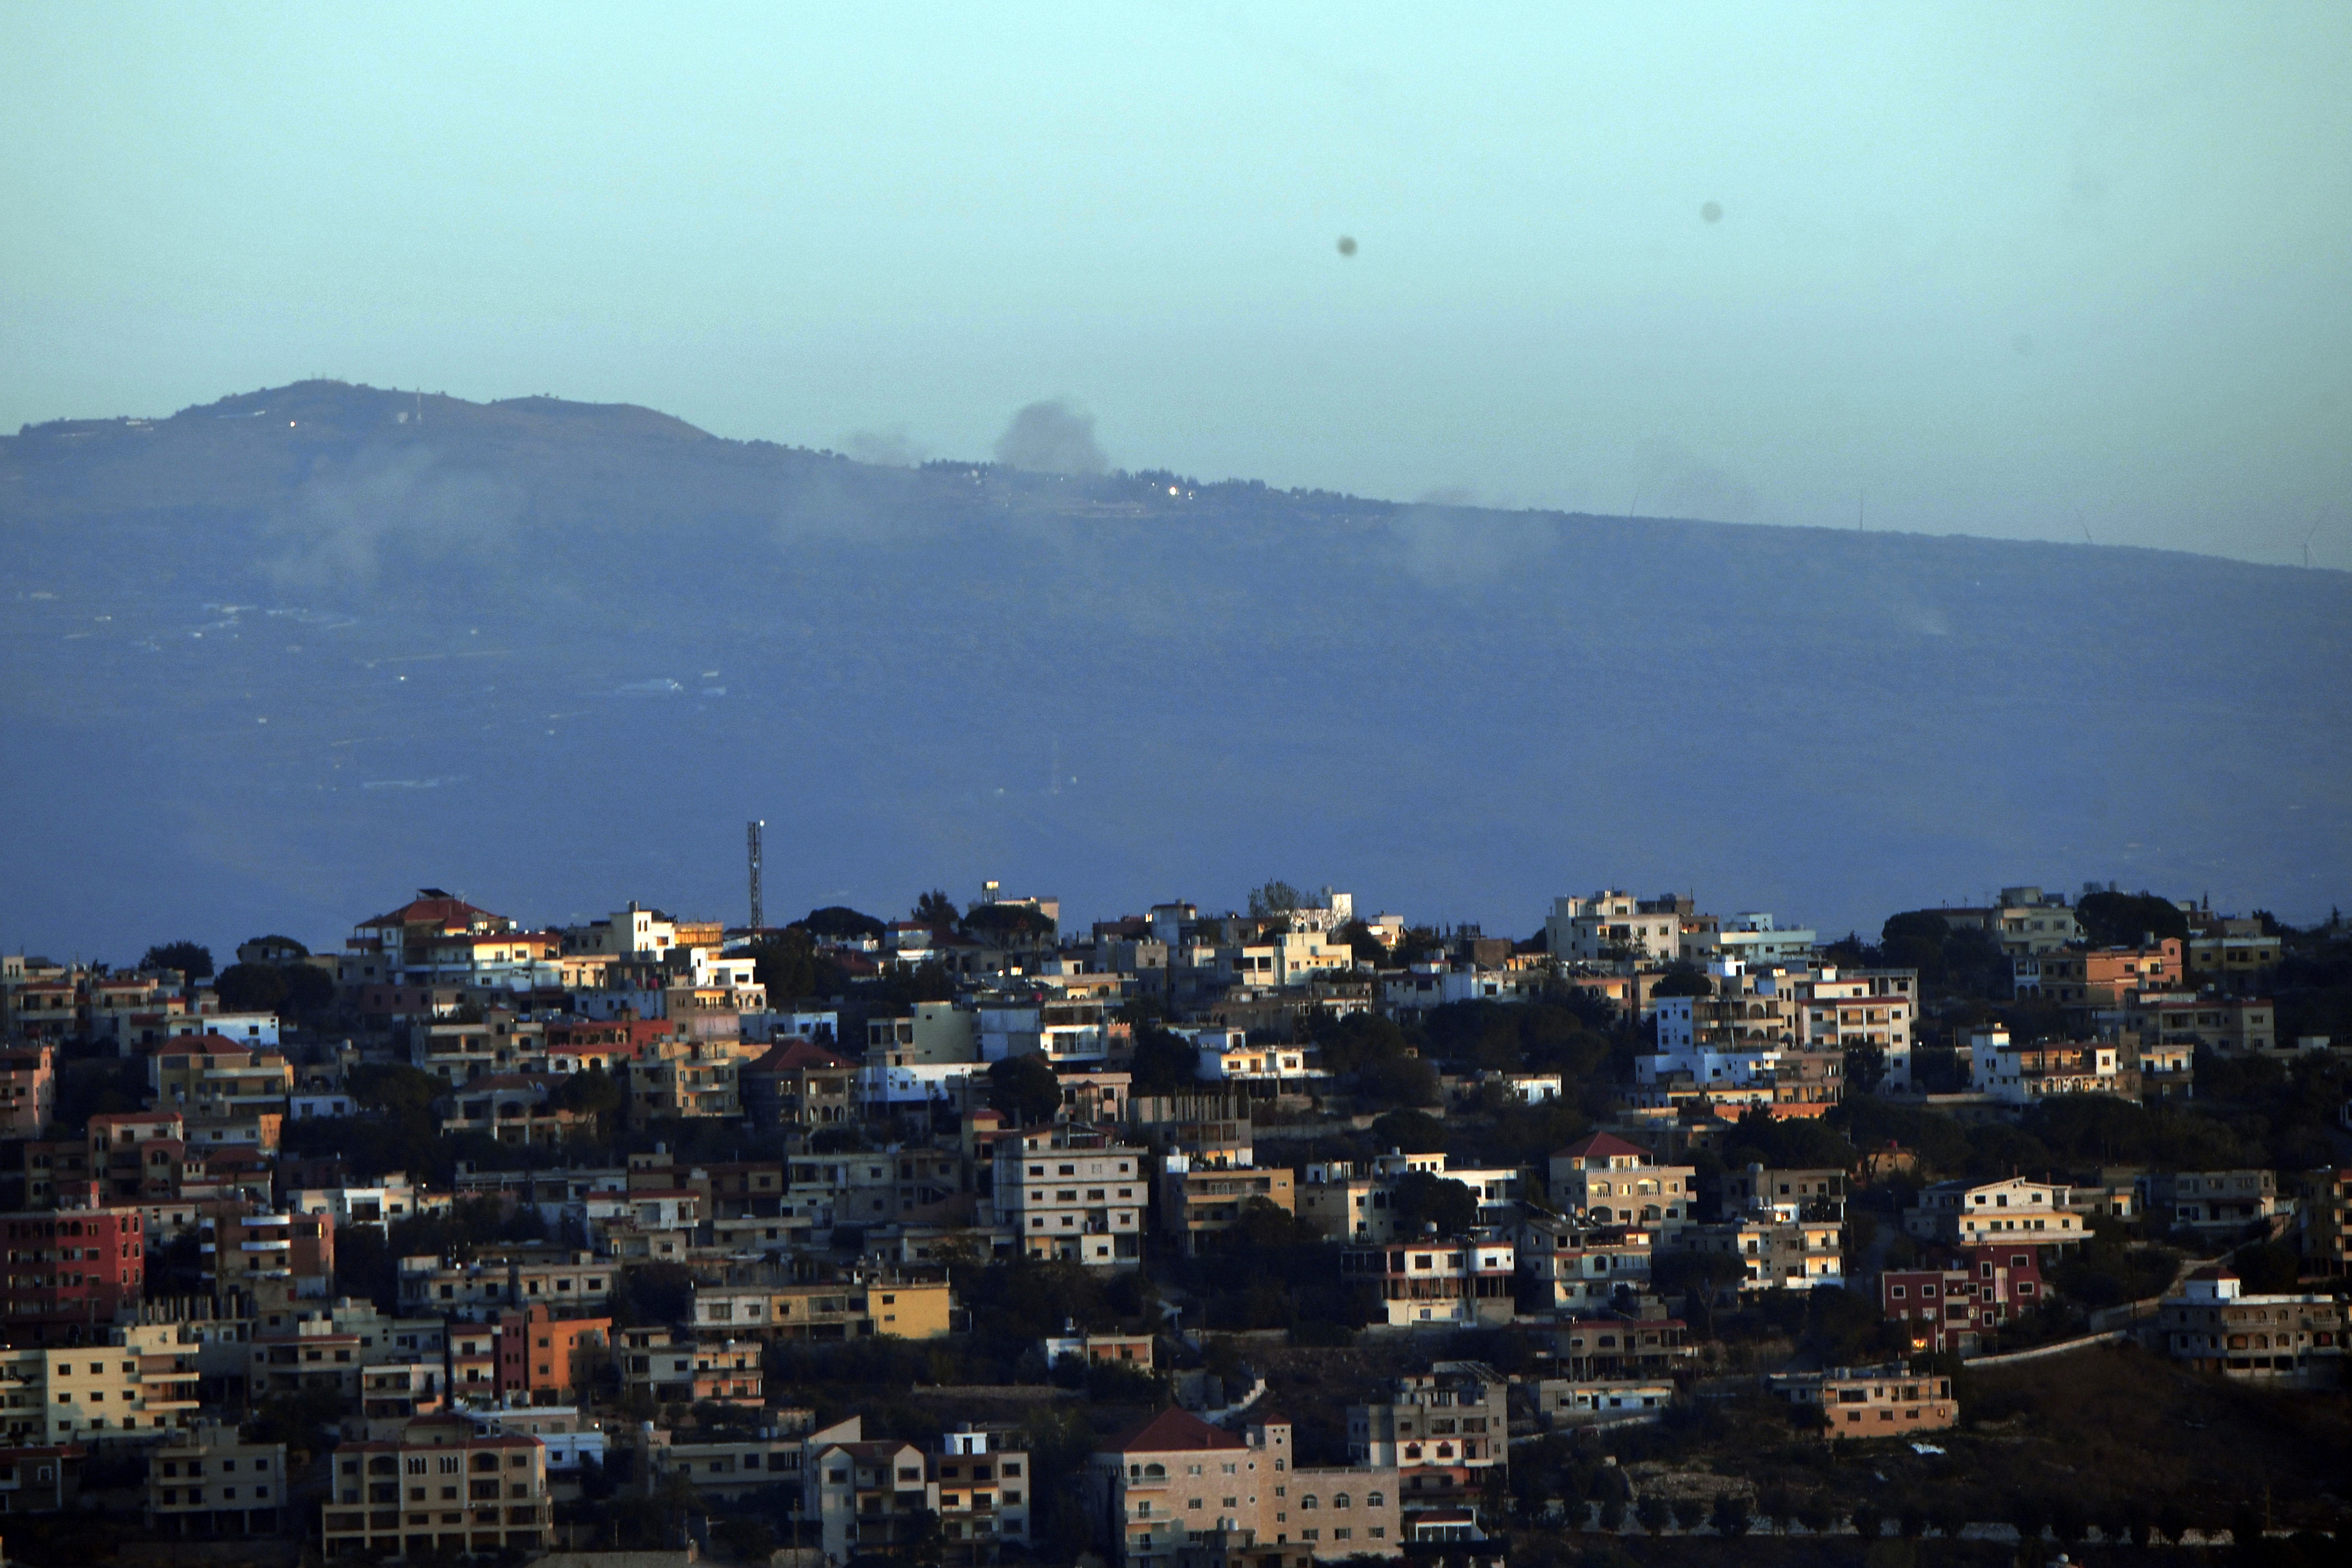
[3,381,2346,955]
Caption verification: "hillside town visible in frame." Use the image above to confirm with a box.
[0,876,2347,1567]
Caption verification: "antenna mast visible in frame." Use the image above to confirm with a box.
[747,820,764,931]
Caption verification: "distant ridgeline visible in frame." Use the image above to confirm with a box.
[2,380,2347,947]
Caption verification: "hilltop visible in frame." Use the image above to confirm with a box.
[2,380,2347,953]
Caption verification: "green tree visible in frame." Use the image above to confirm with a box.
[743,926,849,1000]
[802,905,886,941]
[2077,890,2189,947]
[1651,966,1713,998]
[964,904,1054,944]
[1712,1494,1751,1537]
[1636,1497,1670,1535]
[1671,1498,1704,1532]
[141,940,213,980]
[1247,880,1305,918]
[214,961,291,1012]
[987,1054,1063,1126]
[913,889,960,936]
[1128,1026,1201,1094]
[552,1063,626,1121]
[1390,1171,1478,1238]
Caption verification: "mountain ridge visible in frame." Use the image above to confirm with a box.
[3,379,2346,958]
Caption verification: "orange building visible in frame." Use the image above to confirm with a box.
[2035,938,2182,1009]
[494,1305,609,1405]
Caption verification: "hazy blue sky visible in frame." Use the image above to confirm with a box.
[5,2,2348,564]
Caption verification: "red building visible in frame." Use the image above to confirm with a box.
[1880,1244,2049,1356]
[0,1207,146,1340]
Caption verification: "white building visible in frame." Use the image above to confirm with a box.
[992,1127,1147,1269]
[1545,892,1684,963]
[1683,913,1817,968]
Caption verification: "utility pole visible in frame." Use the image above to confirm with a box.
[746,820,764,932]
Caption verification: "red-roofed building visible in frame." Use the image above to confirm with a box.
[741,1039,859,1131]
[1547,1135,1696,1226]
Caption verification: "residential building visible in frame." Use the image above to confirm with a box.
[1903,1177,2084,1249]
[0,1205,146,1336]
[1513,1214,1652,1313]
[804,1416,940,1567]
[1527,1379,1674,1426]
[0,1045,55,1136]
[932,1424,1033,1566]
[1719,1165,1846,1223]
[2029,939,2183,1010]
[741,1039,860,1130]
[2112,991,2277,1059]
[1966,1026,2139,1105]
[1778,1365,1958,1439]
[145,1420,286,1538]
[1682,912,1818,968]
[1545,892,1686,963]
[1088,1408,1399,1568]
[689,1277,956,1341]
[320,1413,550,1559]
[2300,1168,2350,1275]
[2157,1268,2346,1385]
[493,1305,609,1405]
[2138,1170,2283,1239]
[993,1126,1147,1269]
[1338,1234,1517,1328]
[1346,1362,1505,1513]
[1546,1133,1696,1233]
[202,1208,335,1301]
[2186,923,2284,985]
[1879,1246,2050,1356]
[1159,1157,1296,1253]
[1674,1215,1844,1289]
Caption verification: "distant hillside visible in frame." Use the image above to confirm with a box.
[3,379,2347,957]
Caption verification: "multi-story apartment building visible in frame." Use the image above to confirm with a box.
[1879,1245,2050,1356]
[1719,1165,1846,1222]
[2111,992,2276,1059]
[1784,968,1918,1089]
[1966,1027,2139,1106]
[1546,1133,1696,1233]
[0,1320,198,1441]
[1514,1215,1652,1313]
[493,1305,609,1405]
[2030,939,2183,1010]
[804,1417,940,1567]
[2301,1168,2350,1275]
[1903,1177,2084,1249]
[145,1420,286,1537]
[2139,1170,2282,1239]
[0,1045,55,1136]
[932,1424,1032,1566]
[321,1414,550,1559]
[2185,920,2283,986]
[625,1037,747,1119]
[149,1036,292,1116]
[202,1208,334,1302]
[1158,1158,1295,1253]
[1089,1409,1399,1568]
[2157,1267,2346,1385]
[1346,1362,1505,1514]
[1545,892,1686,963]
[1338,1234,1517,1328]
[688,1276,955,1341]
[993,1126,1147,1269]
[1776,1366,1959,1439]
[396,1248,614,1320]
[1528,1378,1674,1426]
[0,1204,147,1337]
[741,1039,860,1130]
[1674,1215,1844,1289]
